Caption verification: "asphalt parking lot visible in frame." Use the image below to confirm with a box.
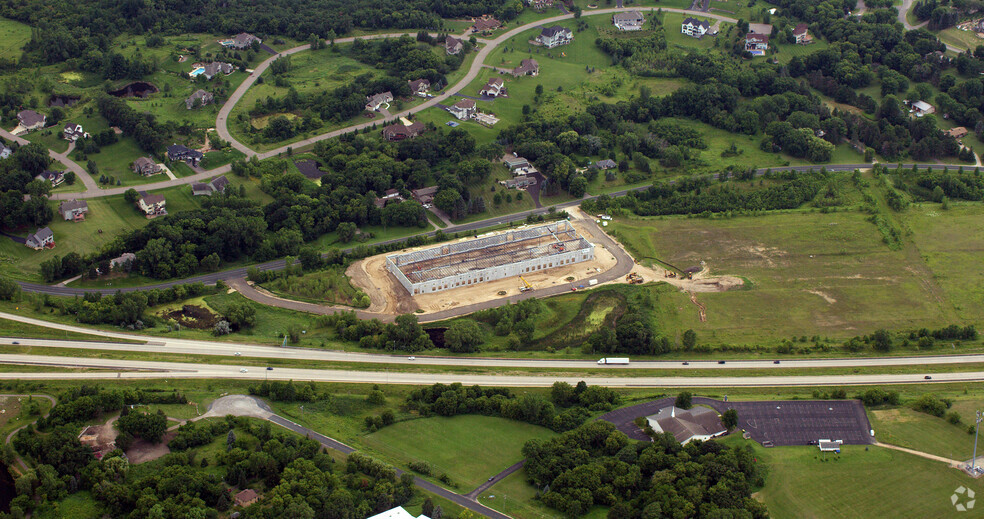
[599,397,874,446]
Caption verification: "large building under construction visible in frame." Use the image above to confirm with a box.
[386,220,595,295]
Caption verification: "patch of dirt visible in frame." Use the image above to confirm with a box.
[126,429,175,464]
[871,409,914,423]
[160,305,219,329]
[689,292,707,322]
[806,289,837,304]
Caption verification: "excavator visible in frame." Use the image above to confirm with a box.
[519,276,534,292]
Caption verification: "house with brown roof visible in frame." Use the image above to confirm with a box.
[137,193,167,218]
[234,489,259,507]
[479,77,505,98]
[793,23,812,44]
[445,36,464,55]
[646,406,727,445]
[949,126,969,139]
[186,89,214,109]
[408,79,431,96]
[133,157,162,176]
[448,99,476,120]
[512,59,539,77]
[382,121,426,141]
[411,186,439,205]
[366,91,394,111]
[472,17,502,33]
[17,110,46,132]
[58,200,88,221]
[745,33,769,53]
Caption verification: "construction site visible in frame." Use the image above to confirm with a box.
[386,220,595,295]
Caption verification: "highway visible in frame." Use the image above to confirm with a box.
[3,312,984,371]
[0,354,979,386]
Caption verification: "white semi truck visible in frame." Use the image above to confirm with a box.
[597,357,630,365]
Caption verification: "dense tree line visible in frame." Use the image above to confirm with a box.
[38,386,187,429]
[96,96,170,154]
[522,421,768,517]
[248,380,321,402]
[33,282,216,327]
[0,142,56,230]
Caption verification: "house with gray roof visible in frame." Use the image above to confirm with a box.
[365,91,394,111]
[58,200,88,221]
[17,110,46,132]
[36,170,64,187]
[512,59,539,77]
[536,26,572,48]
[646,406,727,445]
[228,32,261,49]
[186,89,214,109]
[681,17,710,38]
[445,36,464,55]
[25,227,54,250]
[133,157,162,176]
[201,62,234,79]
[613,11,645,31]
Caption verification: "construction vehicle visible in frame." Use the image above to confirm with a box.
[519,276,533,292]
[665,271,676,278]
[626,273,644,284]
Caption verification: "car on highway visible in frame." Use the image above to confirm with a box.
[240,368,248,373]
[718,360,726,364]
[682,362,689,365]
[235,352,241,356]
[266,367,273,371]
[924,375,932,380]
[408,356,415,361]
[11,341,18,345]
[773,360,780,364]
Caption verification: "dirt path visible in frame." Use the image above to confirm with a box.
[3,394,57,475]
[875,441,961,467]
[689,292,707,322]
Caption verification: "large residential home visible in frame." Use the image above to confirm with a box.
[681,17,710,38]
[365,91,394,111]
[479,77,505,98]
[591,159,617,170]
[17,110,46,132]
[58,200,88,221]
[25,227,54,250]
[448,98,476,120]
[137,193,167,218]
[949,126,969,139]
[512,58,539,77]
[502,176,536,189]
[0,144,11,159]
[744,33,769,53]
[382,121,426,141]
[201,62,234,79]
[191,175,230,196]
[411,186,439,206]
[228,32,261,49]
[109,252,136,272]
[167,144,203,166]
[133,157,162,176]
[472,17,501,33]
[234,489,259,508]
[445,36,464,55]
[536,26,572,48]
[63,123,89,141]
[793,23,812,44]
[527,0,554,10]
[186,89,214,109]
[408,79,431,97]
[36,170,64,187]
[613,11,645,31]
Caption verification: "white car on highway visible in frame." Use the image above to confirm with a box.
[240,368,248,373]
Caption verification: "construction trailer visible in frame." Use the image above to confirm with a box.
[386,220,595,295]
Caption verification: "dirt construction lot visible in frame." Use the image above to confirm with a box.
[349,217,620,315]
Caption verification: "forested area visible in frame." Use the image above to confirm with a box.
[522,421,768,517]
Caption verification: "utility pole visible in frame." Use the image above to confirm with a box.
[973,411,982,473]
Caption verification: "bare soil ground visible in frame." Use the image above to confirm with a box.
[127,429,175,464]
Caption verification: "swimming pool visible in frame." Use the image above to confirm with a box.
[190,67,205,77]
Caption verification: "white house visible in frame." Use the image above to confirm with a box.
[62,123,89,141]
[366,91,394,111]
[448,98,476,120]
[367,507,430,519]
[25,227,54,250]
[681,17,710,38]
[479,77,505,97]
[536,26,572,48]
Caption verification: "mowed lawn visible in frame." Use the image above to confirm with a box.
[905,203,984,322]
[743,441,984,518]
[869,407,977,461]
[609,210,954,344]
[360,415,556,490]
[0,17,31,60]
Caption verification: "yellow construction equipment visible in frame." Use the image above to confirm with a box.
[520,276,533,292]
[626,273,644,284]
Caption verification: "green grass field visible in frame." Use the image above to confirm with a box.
[607,205,966,345]
[0,17,30,60]
[869,406,977,461]
[361,415,556,490]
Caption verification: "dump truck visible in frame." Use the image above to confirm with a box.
[626,273,643,284]
[597,357,630,365]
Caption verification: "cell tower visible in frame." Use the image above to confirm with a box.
[972,411,982,474]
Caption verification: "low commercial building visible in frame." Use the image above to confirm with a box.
[386,220,594,295]
[645,406,727,445]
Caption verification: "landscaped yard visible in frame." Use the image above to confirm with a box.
[360,415,557,490]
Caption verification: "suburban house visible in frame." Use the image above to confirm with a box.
[411,186,439,206]
[58,200,88,221]
[374,188,404,209]
[36,170,64,187]
[365,91,394,111]
[228,32,261,49]
[186,89,214,109]
[445,36,464,55]
[502,176,536,189]
[448,98,477,120]
[0,145,11,159]
[136,193,167,218]
[613,11,645,31]
[62,123,89,141]
[793,23,813,44]
[479,77,505,97]
[201,62,234,79]
[110,252,136,272]
[25,227,54,250]
[382,121,426,141]
[591,159,617,170]
[512,58,539,77]
[367,506,431,519]
[192,175,230,196]
[234,489,259,507]
[408,79,431,96]
[949,126,969,139]
[536,26,573,48]
[527,0,554,11]
[645,406,727,445]
[681,17,710,38]
[912,100,935,116]
[745,33,770,53]
[472,17,501,33]
[133,157,162,176]
[167,144,203,166]
[17,110,46,132]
